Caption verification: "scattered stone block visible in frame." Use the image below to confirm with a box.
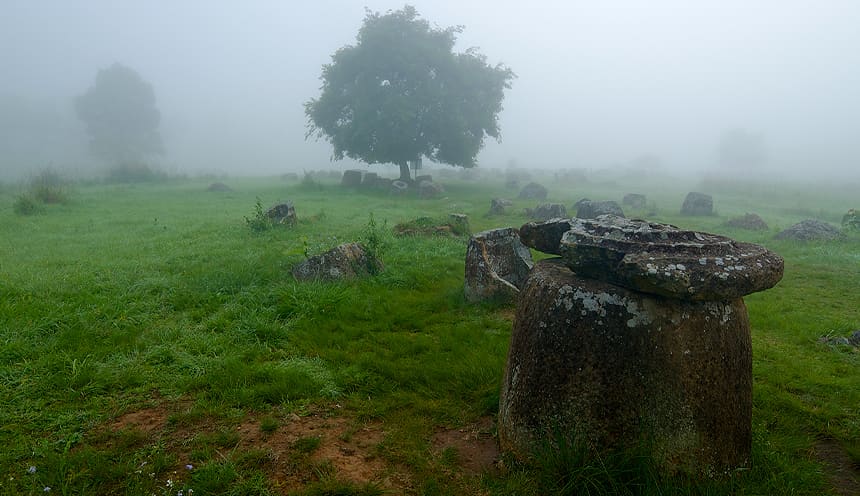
[576,200,624,219]
[265,202,296,226]
[518,182,548,200]
[464,228,534,303]
[341,169,364,188]
[206,182,232,192]
[841,209,859,230]
[528,203,568,220]
[390,180,409,196]
[681,192,713,216]
[448,213,470,235]
[725,213,768,231]
[292,242,383,281]
[488,198,514,216]
[775,219,845,241]
[361,172,379,189]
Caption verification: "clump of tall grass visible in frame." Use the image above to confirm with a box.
[13,193,44,215]
[244,197,274,232]
[29,168,69,204]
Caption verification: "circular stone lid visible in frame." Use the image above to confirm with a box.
[559,215,784,300]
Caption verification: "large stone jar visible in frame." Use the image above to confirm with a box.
[499,216,784,475]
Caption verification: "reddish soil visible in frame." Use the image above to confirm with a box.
[431,416,499,474]
[101,401,500,494]
[814,438,860,496]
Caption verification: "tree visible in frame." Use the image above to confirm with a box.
[75,63,164,164]
[305,6,515,181]
[718,128,766,170]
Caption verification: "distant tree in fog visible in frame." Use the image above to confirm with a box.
[718,129,766,169]
[75,63,164,164]
[305,6,515,182]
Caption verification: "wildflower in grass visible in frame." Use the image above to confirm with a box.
[43,487,51,492]
[27,466,36,474]
[185,464,193,470]
[166,479,174,488]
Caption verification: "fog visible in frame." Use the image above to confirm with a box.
[2,0,859,182]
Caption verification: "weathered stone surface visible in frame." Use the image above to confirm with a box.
[518,218,577,255]
[576,200,625,219]
[418,180,445,199]
[464,228,534,303]
[499,259,752,473]
[265,202,296,225]
[291,242,383,281]
[206,182,232,192]
[681,192,713,216]
[449,213,470,235]
[488,198,514,216]
[360,172,379,189]
[528,203,568,221]
[725,213,768,231]
[341,169,363,187]
[518,182,548,200]
[843,209,859,230]
[622,193,646,209]
[558,216,784,301]
[774,219,845,241]
[390,180,409,196]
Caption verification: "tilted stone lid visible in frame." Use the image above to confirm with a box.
[521,216,784,301]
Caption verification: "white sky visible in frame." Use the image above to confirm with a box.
[2,1,859,179]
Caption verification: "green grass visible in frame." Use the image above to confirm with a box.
[0,171,858,495]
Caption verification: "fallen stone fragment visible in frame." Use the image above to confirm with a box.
[576,199,624,219]
[528,203,568,220]
[725,213,768,231]
[341,169,363,187]
[292,242,383,281]
[558,216,784,301]
[518,182,548,200]
[464,228,534,303]
[775,219,845,241]
[518,218,576,255]
[681,192,713,216]
[266,202,296,225]
[487,198,513,216]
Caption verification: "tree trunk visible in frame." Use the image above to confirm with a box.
[398,162,411,182]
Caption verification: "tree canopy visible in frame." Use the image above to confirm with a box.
[75,63,164,164]
[305,6,515,180]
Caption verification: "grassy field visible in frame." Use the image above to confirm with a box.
[0,169,858,495]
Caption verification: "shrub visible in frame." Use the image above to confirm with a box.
[13,194,43,215]
[29,168,69,204]
[244,197,273,232]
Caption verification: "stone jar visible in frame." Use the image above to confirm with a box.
[499,259,752,474]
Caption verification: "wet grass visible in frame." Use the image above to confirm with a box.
[0,171,857,494]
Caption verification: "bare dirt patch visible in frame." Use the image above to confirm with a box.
[110,404,172,434]
[235,412,395,491]
[431,416,499,474]
[814,438,860,496]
